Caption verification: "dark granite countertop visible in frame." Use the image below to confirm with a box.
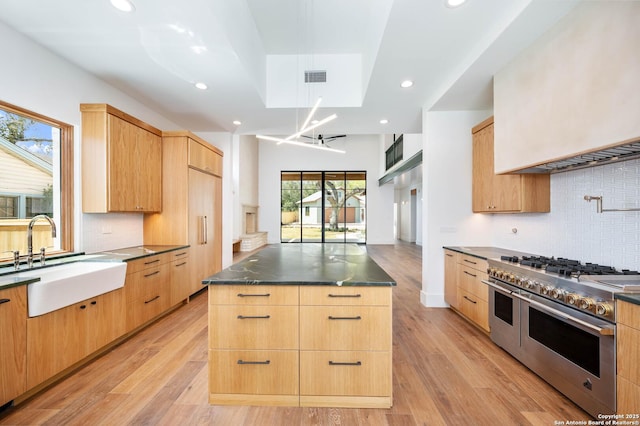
[443,246,537,261]
[616,293,640,306]
[0,245,188,291]
[204,244,396,286]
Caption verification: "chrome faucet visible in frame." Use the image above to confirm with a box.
[27,214,57,268]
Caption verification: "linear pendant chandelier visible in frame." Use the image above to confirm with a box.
[256,97,344,154]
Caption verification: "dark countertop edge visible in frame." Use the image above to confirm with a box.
[443,246,537,261]
[203,280,396,287]
[0,245,189,291]
[615,293,640,306]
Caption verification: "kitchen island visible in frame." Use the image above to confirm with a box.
[203,244,396,408]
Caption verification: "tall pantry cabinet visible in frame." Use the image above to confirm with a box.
[144,131,223,303]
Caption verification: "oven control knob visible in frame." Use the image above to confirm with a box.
[497,270,504,279]
[542,285,554,296]
[551,288,565,300]
[595,302,612,316]
[507,273,515,283]
[524,279,536,290]
[579,297,595,310]
[514,276,523,286]
[566,293,580,305]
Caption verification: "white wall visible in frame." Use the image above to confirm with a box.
[258,135,395,245]
[0,21,234,261]
[421,110,493,307]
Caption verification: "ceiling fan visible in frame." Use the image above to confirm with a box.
[301,134,346,146]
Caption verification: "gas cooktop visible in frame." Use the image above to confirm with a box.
[488,254,640,322]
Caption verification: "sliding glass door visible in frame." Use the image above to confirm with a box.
[281,171,366,243]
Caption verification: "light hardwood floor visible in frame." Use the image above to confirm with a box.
[0,242,590,425]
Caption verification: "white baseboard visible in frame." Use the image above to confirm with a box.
[420,290,448,308]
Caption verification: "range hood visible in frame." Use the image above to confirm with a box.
[515,139,640,174]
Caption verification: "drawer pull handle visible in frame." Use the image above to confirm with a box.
[463,296,477,304]
[328,316,362,320]
[329,361,362,366]
[80,304,87,310]
[237,293,270,298]
[464,271,477,278]
[328,294,361,298]
[144,271,160,278]
[237,359,270,365]
[144,259,160,265]
[463,259,477,265]
[0,298,10,305]
[237,315,271,319]
[145,295,160,304]
[91,301,97,305]
[175,262,187,267]
[175,252,187,257]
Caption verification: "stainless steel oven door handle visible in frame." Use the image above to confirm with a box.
[481,280,513,295]
[510,291,614,336]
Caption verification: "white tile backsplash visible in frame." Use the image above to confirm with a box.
[492,158,640,271]
[81,213,143,254]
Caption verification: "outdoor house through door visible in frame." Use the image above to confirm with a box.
[280,171,366,243]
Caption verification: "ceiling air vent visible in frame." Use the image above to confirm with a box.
[304,70,326,83]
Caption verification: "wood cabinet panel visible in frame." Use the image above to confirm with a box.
[81,104,162,213]
[144,132,222,303]
[209,305,298,350]
[456,288,490,333]
[299,286,391,306]
[26,288,125,389]
[472,117,549,213]
[169,252,192,306]
[0,286,27,405]
[300,351,391,396]
[617,300,640,413]
[210,285,299,306]
[299,306,390,351]
[125,261,171,332]
[189,138,222,176]
[457,266,489,302]
[208,350,298,395]
[444,250,458,308]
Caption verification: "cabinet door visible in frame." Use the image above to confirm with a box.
[27,299,90,388]
[135,127,162,212]
[108,114,138,211]
[169,250,191,305]
[91,289,126,352]
[189,169,222,287]
[125,262,171,331]
[0,286,27,405]
[472,124,495,213]
[444,250,458,308]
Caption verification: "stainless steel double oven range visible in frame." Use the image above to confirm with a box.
[483,255,640,417]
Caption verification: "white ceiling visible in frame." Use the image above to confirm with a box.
[0,0,578,136]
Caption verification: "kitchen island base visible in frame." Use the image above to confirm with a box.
[205,244,395,409]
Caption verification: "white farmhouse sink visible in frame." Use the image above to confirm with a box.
[14,262,127,317]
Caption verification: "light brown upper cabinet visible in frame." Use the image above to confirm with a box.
[472,117,550,213]
[81,104,162,213]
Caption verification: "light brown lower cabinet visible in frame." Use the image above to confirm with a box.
[208,284,393,408]
[26,288,125,389]
[617,300,640,414]
[0,286,27,406]
[443,249,490,333]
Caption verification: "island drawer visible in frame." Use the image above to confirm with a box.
[300,286,391,306]
[299,306,391,351]
[209,285,299,305]
[209,305,299,349]
[209,350,298,395]
[300,350,391,396]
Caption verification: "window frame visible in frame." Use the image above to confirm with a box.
[0,100,74,258]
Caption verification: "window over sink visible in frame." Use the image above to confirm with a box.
[0,101,74,261]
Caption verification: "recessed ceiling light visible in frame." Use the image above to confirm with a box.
[233,120,242,126]
[445,0,467,8]
[110,0,135,12]
[311,120,319,124]
[400,80,413,88]
[380,119,389,124]
[195,82,208,90]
